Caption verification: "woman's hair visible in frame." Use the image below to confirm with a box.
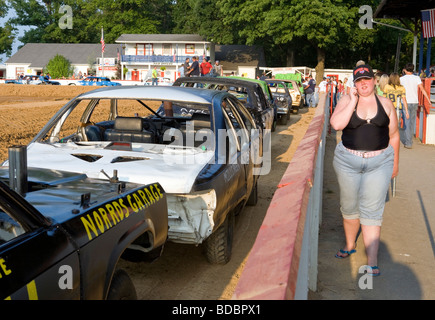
[379,74,389,92]
[389,72,401,88]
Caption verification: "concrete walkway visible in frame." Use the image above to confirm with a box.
[311,130,435,300]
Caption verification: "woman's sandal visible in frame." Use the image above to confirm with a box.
[367,266,381,277]
[335,249,356,259]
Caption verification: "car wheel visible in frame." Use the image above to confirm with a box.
[106,269,137,300]
[204,210,235,264]
[278,114,287,125]
[293,103,300,114]
[271,117,277,132]
[247,180,258,206]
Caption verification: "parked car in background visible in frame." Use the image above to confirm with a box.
[265,79,292,125]
[273,79,304,114]
[77,76,121,86]
[5,75,60,85]
[0,165,168,300]
[8,86,263,265]
[173,76,277,132]
[227,76,281,129]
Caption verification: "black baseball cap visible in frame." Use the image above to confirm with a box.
[353,64,374,82]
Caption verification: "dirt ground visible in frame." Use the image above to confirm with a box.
[0,83,316,300]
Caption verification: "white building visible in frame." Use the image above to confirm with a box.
[4,43,120,79]
[116,34,214,82]
[3,35,266,82]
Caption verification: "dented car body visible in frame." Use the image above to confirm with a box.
[3,86,263,263]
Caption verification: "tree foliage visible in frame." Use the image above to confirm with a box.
[0,0,15,59]
[44,54,73,78]
[7,0,174,44]
[5,0,432,72]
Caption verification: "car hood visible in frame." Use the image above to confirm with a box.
[24,142,214,194]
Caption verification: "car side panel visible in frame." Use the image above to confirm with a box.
[60,183,168,299]
[1,227,81,300]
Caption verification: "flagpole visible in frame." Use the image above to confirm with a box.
[101,27,104,77]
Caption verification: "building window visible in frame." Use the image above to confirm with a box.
[15,67,24,77]
[137,44,144,55]
[145,44,153,55]
[136,44,153,55]
[185,44,195,54]
[162,44,171,55]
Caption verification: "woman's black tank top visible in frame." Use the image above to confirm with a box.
[342,95,390,151]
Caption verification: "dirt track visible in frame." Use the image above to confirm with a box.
[0,83,315,299]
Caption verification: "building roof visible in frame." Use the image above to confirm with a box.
[116,34,209,44]
[215,45,266,71]
[5,43,121,68]
[374,0,435,19]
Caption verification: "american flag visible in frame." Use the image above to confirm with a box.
[101,29,105,53]
[422,9,435,38]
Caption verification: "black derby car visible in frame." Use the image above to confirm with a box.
[0,165,167,300]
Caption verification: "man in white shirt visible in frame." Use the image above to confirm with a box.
[400,63,431,149]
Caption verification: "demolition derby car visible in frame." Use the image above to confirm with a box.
[5,86,267,264]
[265,79,293,125]
[173,76,277,132]
[0,162,167,300]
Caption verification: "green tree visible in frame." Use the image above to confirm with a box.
[216,0,356,82]
[44,54,73,78]
[8,0,175,44]
[173,0,239,44]
[0,0,15,60]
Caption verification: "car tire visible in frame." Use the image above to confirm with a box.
[278,114,287,125]
[271,117,277,132]
[106,269,137,300]
[204,210,235,265]
[247,180,258,206]
[293,103,300,114]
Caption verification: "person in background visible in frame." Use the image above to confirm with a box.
[184,58,191,77]
[343,77,349,96]
[200,57,213,76]
[151,66,158,86]
[303,75,316,107]
[331,76,338,108]
[330,64,400,277]
[336,79,344,101]
[211,60,223,77]
[187,56,200,77]
[376,74,389,96]
[383,72,408,130]
[400,63,431,149]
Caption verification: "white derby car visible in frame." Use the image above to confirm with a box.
[5,86,265,264]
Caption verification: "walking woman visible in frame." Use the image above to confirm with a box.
[330,64,400,276]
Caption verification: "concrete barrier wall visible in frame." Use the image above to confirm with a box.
[233,92,328,300]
